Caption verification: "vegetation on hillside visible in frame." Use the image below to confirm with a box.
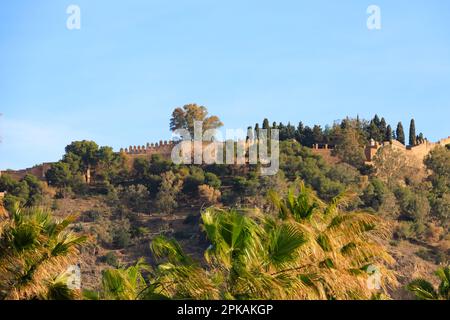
[0,207,86,300]
[0,106,448,300]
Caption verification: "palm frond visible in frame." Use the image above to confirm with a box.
[407,279,438,300]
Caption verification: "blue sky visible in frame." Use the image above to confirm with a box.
[1,0,449,169]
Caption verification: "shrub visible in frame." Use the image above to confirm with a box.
[204,172,221,189]
[183,213,200,225]
[155,172,183,214]
[112,227,131,249]
[134,226,150,238]
[118,184,150,212]
[183,168,205,195]
[394,221,415,240]
[198,184,221,206]
[102,252,119,267]
[395,187,430,222]
[83,210,102,222]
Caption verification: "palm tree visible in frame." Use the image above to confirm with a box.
[84,258,153,300]
[267,182,397,299]
[138,182,397,300]
[0,206,86,300]
[407,266,450,300]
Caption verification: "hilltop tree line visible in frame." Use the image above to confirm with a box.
[248,115,425,148]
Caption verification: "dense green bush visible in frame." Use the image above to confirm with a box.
[204,172,221,189]
[112,227,131,249]
[102,252,120,267]
[118,184,150,212]
[0,174,44,211]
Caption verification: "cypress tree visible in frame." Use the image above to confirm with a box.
[262,118,271,141]
[368,121,380,142]
[379,118,387,140]
[418,133,424,144]
[409,119,417,146]
[385,125,393,141]
[246,126,254,141]
[373,114,381,127]
[396,122,405,145]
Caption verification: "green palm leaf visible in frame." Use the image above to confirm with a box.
[407,279,438,300]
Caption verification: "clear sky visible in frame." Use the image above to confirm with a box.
[1,0,449,170]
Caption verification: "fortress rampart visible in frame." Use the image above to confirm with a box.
[364,136,450,163]
[0,163,53,181]
[120,140,175,157]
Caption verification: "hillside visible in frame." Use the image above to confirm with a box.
[1,112,449,300]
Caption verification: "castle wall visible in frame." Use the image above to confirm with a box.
[365,136,450,166]
[121,140,174,156]
[0,163,53,181]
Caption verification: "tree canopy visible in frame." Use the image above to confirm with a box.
[170,104,223,137]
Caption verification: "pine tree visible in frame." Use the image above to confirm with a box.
[312,125,324,144]
[296,122,305,142]
[409,119,417,146]
[396,122,405,145]
[302,126,314,147]
[286,122,296,140]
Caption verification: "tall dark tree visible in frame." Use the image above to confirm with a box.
[246,126,254,141]
[278,122,286,140]
[373,115,381,127]
[396,122,405,145]
[368,120,381,142]
[272,122,278,129]
[254,123,260,139]
[312,125,324,144]
[385,125,393,142]
[295,121,305,143]
[418,133,425,144]
[302,126,314,147]
[262,118,271,140]
[409,119,417,146]
[379,118,387,139]
[281,122,296,140]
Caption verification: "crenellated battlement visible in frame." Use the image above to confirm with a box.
[120,140,175,155]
